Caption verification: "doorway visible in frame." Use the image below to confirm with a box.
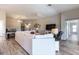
[66,19,79,41]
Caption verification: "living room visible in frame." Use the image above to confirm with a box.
[0,4,79,55]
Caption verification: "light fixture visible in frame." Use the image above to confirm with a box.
[26,25,29,28]
[17,20,22,23]
[25,23,31,29]
[14,15,28,19]
[28,23,31,26]
[36,28,39,30]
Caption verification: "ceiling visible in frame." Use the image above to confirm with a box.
[0,4,79,19]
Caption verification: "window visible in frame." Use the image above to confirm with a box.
[0,20,5,36]
[72,25,77,32]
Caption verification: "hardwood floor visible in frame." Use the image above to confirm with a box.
[0,34,79,55]
[58,34,79,55]
[0,37,28,55]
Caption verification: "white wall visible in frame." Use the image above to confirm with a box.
[61,8,79,40]
[23,19,37,30]
[6,17,37,31]
[6,17,21,31]
[36,14,61,31]
[0,10,6,37]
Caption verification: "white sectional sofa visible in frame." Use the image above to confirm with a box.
[15,31,33,55]
[15,31,59,55]
[32,34,56,55]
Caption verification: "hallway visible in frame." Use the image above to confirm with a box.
[59,34,79,55]
[59,19,79,55]
[67,34,79,41]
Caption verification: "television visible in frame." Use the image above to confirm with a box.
[46,24,56,31]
